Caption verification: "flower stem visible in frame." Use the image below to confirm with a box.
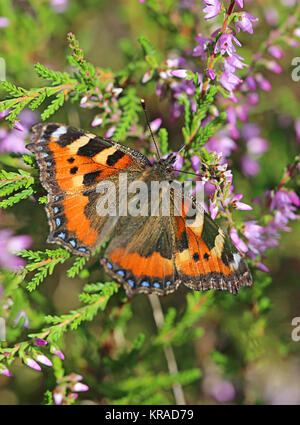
[148,294,186,405]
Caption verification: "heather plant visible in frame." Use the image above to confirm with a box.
[0,0,299,405]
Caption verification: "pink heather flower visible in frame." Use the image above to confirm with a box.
[191,155,200,172]
[72,383,89,392]
[0,17,10,28]
[294,28,300,38]
[224,54,247,74]
[211,380,236,403]
[36,354,53,367]
[234,0,243,7]
[214,34,241,56]
[0,230,32,271]
[265,8,279,26]
[0,367,13,377]
[241,155,260,176]
[105,126,116,138]
[206,135,237,158]
[193,34,212,58]
[34,338,48,346]
[266,61,282,74]
[235,13,258,34]
[25,358,42,371]
[247,137,269,155]
[256,262,269,273]
[53,392,63,405]
[219,72,242,93]
[202,0,222,20]
[53,349,65,360]
[150,118,162,133]
[230,228,248,253]
[170,69,188,78]
[295,119,300,142]
[91,116,103,127]
[245,75,257,91]
[268,45,284,59]
[255,74,272,91]
[207,69,216,80]
[50,0,69,13]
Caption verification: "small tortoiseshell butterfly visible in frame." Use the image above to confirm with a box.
[28,123,252,297]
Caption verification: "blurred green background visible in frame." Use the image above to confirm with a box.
[0,0,299,405]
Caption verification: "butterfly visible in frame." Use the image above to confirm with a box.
[27,123,253,297]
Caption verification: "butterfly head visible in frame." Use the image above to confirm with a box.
[155,153,177,177]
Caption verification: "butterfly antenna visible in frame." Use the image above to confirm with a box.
[141,99,161,159]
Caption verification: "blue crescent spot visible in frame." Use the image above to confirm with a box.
[116,270,126,277]
[127,279,135,288]
[106,261,113,269]
[165,281,172,286]
[78,247,87,252]
[43,152,49,157]
[55,196,60,201]
[58,232,66,240]
[153,282,161,288]
[47,161,52,167]
[69,239,76,248]
[55,218,61,227]
[53,207,59,214]
[227,281,232,285]
[141,281,150,287]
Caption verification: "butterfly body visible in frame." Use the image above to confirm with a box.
[28,123,252,297]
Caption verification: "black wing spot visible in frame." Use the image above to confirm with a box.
[67,157,75,163]
[106,151,125,166]
[59,127,85,147]
[83,170,102,185]
[70,166,78,175]
[77,137,109,158]
[193,253,200,262]
[204,253,209,261]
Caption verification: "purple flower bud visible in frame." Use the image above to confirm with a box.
[0,367,13,377]
[230,228,248,253]
[211,380,236,403]
[241,155,260,176]
[295,119,300,142]
[191,155,200,172]
[105,126,116,138]
[91,116,103,127]
[0,17,10,28]
[264,8,279,26]
[268,45,284,59]
[53,349,65,360]
[207,69,215,80]
[36,354,53,367]
[34,338,48,346]
[13,121,25,132]
[150,118,162,133]
[247,137,269,155]
[209,200,218,220]
[235,201,252,211]
[25,358,42,371]
[72,383,89,392]
[170,69,188,79]
[53,392,63,405]
[234,0,243,7]
[255,74,272,91]
[266,60,282,74]
[256,262,269,273]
